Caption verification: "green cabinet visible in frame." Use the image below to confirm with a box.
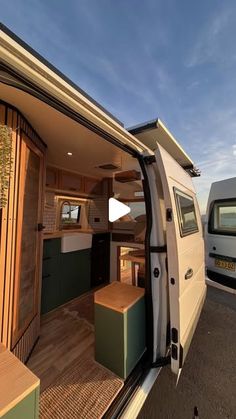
[41,239,62,314]
[95,283,146,379]
[60,249,91,302]
[2,387,39,419]
[41,238,91,314]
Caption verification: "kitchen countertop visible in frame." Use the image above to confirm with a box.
[0,344,39,417]
[43,229,108,239]
[119,249,145,264]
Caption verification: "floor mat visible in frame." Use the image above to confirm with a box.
[40,354,123,419]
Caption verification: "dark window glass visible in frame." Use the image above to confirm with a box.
[209,199,236,235]
[175,190,198,236]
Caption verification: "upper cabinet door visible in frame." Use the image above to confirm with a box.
[60,170,84,193]
[154,145,206,376]
[84,177,103,196]
[45,166,59,189]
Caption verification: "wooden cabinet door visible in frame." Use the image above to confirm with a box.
[84,177,103,195]
[45,166,59,188]
[60,171,84,192]
[12,133,44,348]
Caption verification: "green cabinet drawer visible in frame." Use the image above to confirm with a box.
[41,272,62,314]
[41,239,91,314]
[42,255,61,276]
[60,249,91,303]
[3,387,39,419]
[43,238,61,259]
[95,296,146,379]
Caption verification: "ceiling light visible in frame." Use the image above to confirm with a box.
[67,152,72,156]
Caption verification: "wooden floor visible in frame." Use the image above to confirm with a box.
[27,292,95,392]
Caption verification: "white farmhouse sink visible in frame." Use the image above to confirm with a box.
[61,233,92,253]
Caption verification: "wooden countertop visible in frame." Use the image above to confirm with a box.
[43,229,108,239]
[119,249,145,264]
[0,344,39,416]
[94,282,145,313]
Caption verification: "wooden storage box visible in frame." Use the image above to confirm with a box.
[94,282,146,379]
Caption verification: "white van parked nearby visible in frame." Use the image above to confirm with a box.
[206,177,236,289]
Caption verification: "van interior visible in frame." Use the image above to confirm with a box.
[0,24,208,419]
[0,78,150,416]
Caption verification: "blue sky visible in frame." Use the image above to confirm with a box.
[1,0,236,212]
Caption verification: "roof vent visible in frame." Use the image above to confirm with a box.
[98,163,120,170]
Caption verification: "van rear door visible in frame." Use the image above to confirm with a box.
[154,144,206,375]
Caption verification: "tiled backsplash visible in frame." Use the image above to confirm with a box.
[43,192,57,232]
[43,191,108,232]
[88,197,108,230]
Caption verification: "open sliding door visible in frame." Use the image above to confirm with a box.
[12,132,44,358]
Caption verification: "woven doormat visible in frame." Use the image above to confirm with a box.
[40,356,123,419]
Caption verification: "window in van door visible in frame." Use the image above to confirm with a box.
[209,199,236,235]
[174,189,198,236]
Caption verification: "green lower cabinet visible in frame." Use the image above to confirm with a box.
[41,239,91,314]
[41,271,62,314]
[95,297,146,379]
[3,387,39,419]
[60,249,91,303]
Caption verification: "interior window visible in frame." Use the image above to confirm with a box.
[174,189,198,236]
[61,202,81,225]
[209,199,236,235]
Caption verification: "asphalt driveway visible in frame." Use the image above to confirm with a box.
[139,286,236,419]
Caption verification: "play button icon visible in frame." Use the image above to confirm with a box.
[109,198,131,222]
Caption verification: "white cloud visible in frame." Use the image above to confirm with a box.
[187,8,233,67]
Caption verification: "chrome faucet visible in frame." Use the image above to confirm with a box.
[59,200,71,230]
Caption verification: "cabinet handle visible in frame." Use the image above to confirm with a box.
[38,223,46,231]
[43,256,52,261]
[42,274,51,279]
[185,268,193,280]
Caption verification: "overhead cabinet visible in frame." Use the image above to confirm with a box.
[46,166,103,196]
[45,166,59,189]
[59,170,84,193]
[84,176,103,195]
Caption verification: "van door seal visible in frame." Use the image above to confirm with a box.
[151,355,171,368]
[150,245,167,253]
[144,155,156,164]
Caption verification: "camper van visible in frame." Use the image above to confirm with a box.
[0,24,206,419]
[206,177,236,289]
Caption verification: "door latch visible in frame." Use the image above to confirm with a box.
[37,223,46,232]
[153,267,160,278]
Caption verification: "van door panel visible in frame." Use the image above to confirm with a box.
[154,144,206,375]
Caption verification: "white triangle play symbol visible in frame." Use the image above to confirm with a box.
[109,198,131,222]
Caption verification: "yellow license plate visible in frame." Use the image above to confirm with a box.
[215,259,235,271]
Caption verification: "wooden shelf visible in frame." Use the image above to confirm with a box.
[0,344,39,417]
[45,187,99,199]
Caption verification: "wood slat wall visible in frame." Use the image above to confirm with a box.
[0,101,46,362]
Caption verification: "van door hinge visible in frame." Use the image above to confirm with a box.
[152,355,171,368]
[144,155,156,165]
[166,208,172,222]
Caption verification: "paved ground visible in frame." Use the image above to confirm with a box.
[139,286,236,419]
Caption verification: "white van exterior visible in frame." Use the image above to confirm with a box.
[206,177,236,289]
[0,23,206,418]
